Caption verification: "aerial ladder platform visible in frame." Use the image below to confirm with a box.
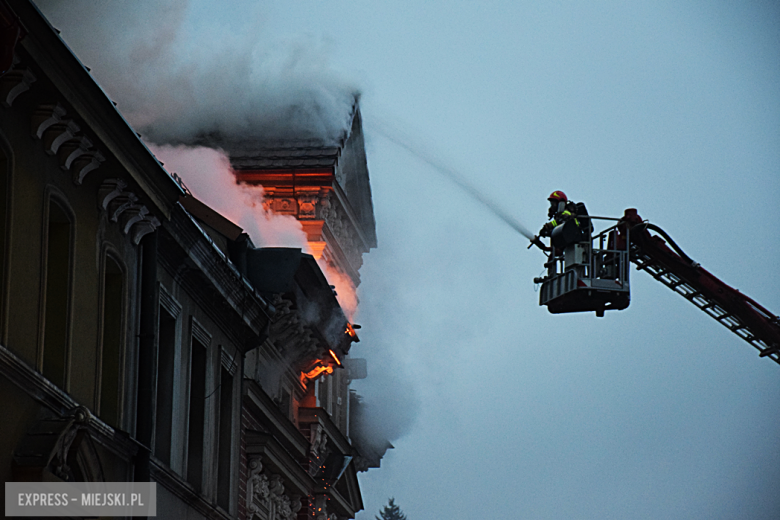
[534,208,780,365]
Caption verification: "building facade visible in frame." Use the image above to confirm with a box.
[0,2,383,519]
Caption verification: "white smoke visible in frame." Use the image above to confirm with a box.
[35,0,358,144]
[35,0,417,457]
[34,0,355,246]
[149,145,308,247]
[317,259,359,320]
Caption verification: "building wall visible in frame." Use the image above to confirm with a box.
[0,57,148,491]
[0,101,140,416]
[151,261,245,516]
[0,3,376,520]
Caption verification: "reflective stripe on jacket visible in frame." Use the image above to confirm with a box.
[550,210,575,228]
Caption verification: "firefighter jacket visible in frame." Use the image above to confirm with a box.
[540,202,578,237]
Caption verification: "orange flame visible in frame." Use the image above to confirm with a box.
[328,349,342,366]
[302,364,333,382]
[345,323,359,340]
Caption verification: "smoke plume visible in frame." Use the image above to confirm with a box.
[35,0,418,458]
[149,145,309,247]
[35,0,358,145]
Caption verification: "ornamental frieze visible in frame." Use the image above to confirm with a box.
[318,196,366,274]
[247,458,302,520]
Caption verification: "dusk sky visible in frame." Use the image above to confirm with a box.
[37,1,780,518]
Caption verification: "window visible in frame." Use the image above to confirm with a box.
[216,362,234,511]
[186,336,207,491]
[154,306,177,464]
[42,200,72,388]
[99,255,124,428]
[279,389,291,420]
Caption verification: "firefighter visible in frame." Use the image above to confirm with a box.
[540,190,577,237]
[529,190,577,251]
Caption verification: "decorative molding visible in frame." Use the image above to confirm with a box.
[71,150,106,186]
[309,423,329,460]
[130,215,160,245]
[31,103,67,139]
[220,345,237,376]
[120,204,148,234]
[0,66,36,107]
[271,197,296,215]
[98,179,128,211]
[234,165,371,286]
[247,458,302,520]
[320,195,365,273]
[42,119,80,155]
[158,284,182,319]
[95,179,160,244]
[267,294,320,369]
[108,192,139,222]
[71,150,105,185]
[190,317,212,348]
[29,101,108,185]
[57,134,92,170]
[296,187,322,219]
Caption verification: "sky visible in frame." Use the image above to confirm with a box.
[36,1,780,519]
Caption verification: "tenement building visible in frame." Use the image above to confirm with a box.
[0,1,384,519]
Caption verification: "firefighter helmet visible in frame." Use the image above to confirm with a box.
[548,190,567,202]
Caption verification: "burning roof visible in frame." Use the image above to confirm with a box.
[223,104,377,291]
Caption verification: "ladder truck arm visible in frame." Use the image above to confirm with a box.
[622,209,780,365]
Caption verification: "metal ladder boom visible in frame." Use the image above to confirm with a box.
[622,210,780,365]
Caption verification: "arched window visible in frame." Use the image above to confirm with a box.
[42,199,73,389]
[99,254,124,428]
